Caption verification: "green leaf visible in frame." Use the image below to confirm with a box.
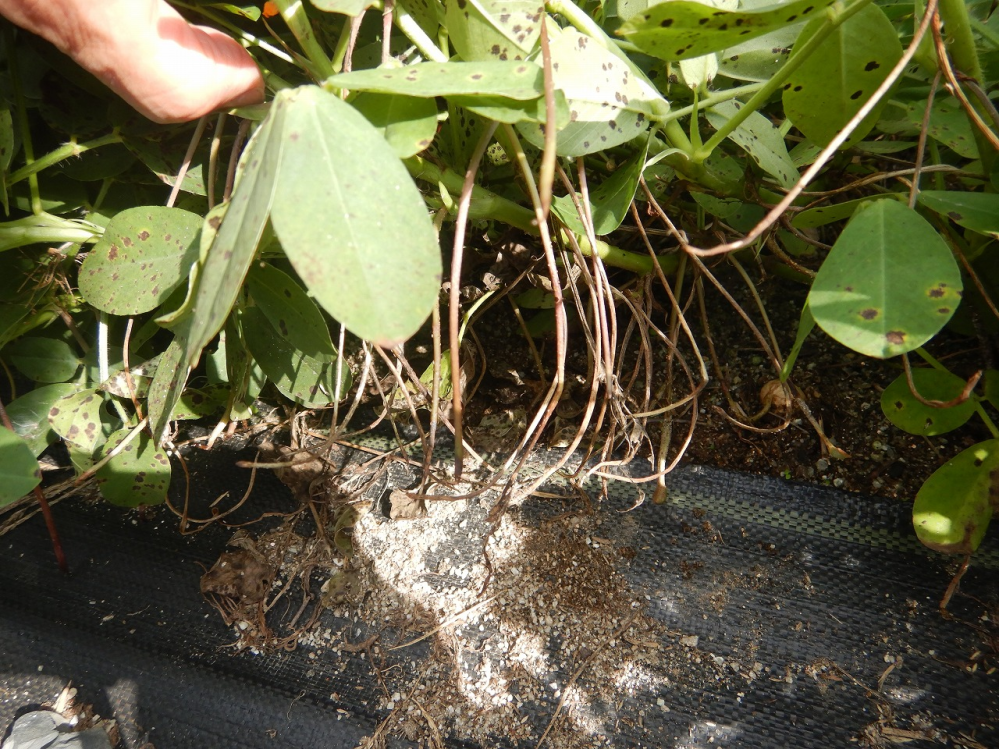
[269,86,442,345]
[516,25,665,157]
[241,306,348,406]
[48,389,107,454]
[247,261,337,358]
[94,428,171,507]
[205,3,262,20]
[690,193,765,232]
[917,191,999,240]
[351,93,439,158]
[551,147,647,236]
[147,336,190,445]
[5,336,81,383]
[782,4,902,148]
[618,0,834,62]
[169,387,225,420]
[892,96,979,159]
[7,383,81,456]
[175,88,286,367]
[124,134,210,196]
[0,428,41,507]
[58,142,136,182]
[397,0,444,38]
[328,61,546,99]
[791,195,895,229]
[913,439,997,554]
[0,103,14,214]
[706,99,798,189]
[79,206,202,316]
[445,0,542,62]
[718,14,800,83]
[0,213,100,254]
[808,199,962,358]
[452,92,570,125]
[880,369,977,436]
[311,0,378,15]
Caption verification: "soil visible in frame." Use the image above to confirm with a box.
[461,257,991,505]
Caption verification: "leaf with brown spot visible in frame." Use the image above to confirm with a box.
[79,207,202,316]
[94,427,171,507]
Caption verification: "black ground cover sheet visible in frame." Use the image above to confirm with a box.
[1,443,997,749]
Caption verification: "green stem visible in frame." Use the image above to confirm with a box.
[395,5,449,63]
[975,400,999,438]
[647,135,739,194]
[567,229,679,275]
[7,132,123,187]
[274,0,335,79]
[6,26,40,215]
[404,156,677,273]
[695,0,875,162]
[330,14,354,73]
[172,2,295,64]
[914,346,949,372]
[660,83,765,126]
[405,156,538,232]
[938,0,983,82]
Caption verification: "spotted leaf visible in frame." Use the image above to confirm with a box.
[79,206,202,316]
[808,199,962,359]
[880,369,977,437]
[782,4,901,148]
[618,0,834,62]
[913,439,998,555]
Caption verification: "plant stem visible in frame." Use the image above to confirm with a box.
[394,5,449,63]
[404,156,677,273]
[695,0,875,162]
[0,396,67,573]
[938,0,983,83]
[660,82,765,126]
[172,2,296,64]
[6,26,40,215]
[7,132,123,187]
[405,156,539,232]
[274,0,335,79]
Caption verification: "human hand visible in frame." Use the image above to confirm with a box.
[0,0,265,123]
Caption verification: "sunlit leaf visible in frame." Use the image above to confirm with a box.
[706,99,798,189]
[552,146,648,236]
[913,439,998,554]
[269,86,441,344]
[446,0,542,62]
[516,26,666,157]
[6,383,81,456]
[79,206,202,315]
[619,0,834,62]
[782,4,902,148]
[808,199,962,358]
[328,61,546,99]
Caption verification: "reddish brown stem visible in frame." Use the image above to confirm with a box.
[0,395,68,573]
[32,485,68,573]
